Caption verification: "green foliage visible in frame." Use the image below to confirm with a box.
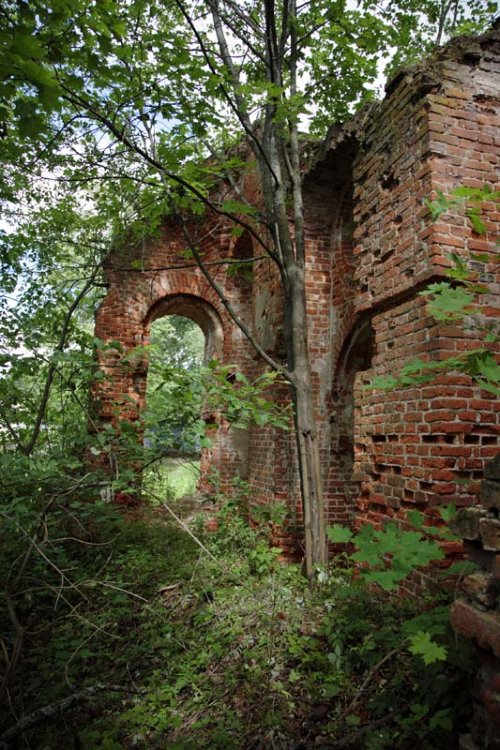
[327,515,445,593]
[201,364,292,432]
[0,4,492,746]
[144,315,205,455]
[408,631,447,665]
[326,507,466,694]
[143,459,200,503]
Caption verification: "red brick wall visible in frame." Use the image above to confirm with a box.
[93,216,258,489]
[347,31,499,531]
[93,29,499,550]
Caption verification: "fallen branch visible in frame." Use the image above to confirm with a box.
[339,647,400,721]
[0,683,145,748]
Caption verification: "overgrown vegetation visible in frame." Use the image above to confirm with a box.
[1,0,496,573]
[0,487,475,749]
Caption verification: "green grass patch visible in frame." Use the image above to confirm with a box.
[143,458,200,502]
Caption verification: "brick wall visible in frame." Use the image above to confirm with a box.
[93,215,258,490]
[346,30,499,532]
[93,28,499,546]
[450,454,500,750]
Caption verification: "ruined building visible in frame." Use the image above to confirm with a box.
[94,28,499,747]
[95,28,498,541]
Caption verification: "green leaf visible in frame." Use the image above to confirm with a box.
[327,524,354,544]
[408,631,447,665]
[221,200,257,216]
[426,286,475,320]
[467,209,486,235]
[17,60,58,89]
[437,504,456,523]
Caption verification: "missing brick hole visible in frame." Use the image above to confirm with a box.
[403,501,427,513]
[422,435,439,443]
[372,435,386,442]
[464,435,480,444]
[380,172,399,191]
[420,481,433,490]
[482,436,497,445]
[455,470,483,480]
[379,248,395,263]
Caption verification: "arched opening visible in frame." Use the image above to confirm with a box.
[329,320,374,523]
[143,315,205,502]
[141,295,224,504]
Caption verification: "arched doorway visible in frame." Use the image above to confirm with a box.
[143,314,205,502]
[329,320,374,524]
[141,295,225,501]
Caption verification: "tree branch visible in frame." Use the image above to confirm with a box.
[184,0,280,186]
[60,85,275,259]
[22,265,101,456]
[0,684,145,748]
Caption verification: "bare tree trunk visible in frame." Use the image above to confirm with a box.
[67,0,328,578]
[207,0,327,578]
[287,267,327,576]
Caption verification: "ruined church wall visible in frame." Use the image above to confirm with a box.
[240,30,499,548]
[349,31,499,532]
[92,29,499,545]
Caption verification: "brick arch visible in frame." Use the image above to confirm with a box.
[327,318,374,525]
[141,293,228,494]
[94,270,233,418]
[93,225,257,493]
[144,293,224,364]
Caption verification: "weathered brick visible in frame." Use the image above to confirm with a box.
[485,454,500,482]
[482,479,500,510]
[462,572,499,608]
[92,28,499,575]
[450,599,500,657]
[452,507,490,540]
[480,519,500,552]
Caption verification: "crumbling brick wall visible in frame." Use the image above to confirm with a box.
[94,28,499,541]
[93,214,258,490]
[450,454,500,750]
[348,29,499,534]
